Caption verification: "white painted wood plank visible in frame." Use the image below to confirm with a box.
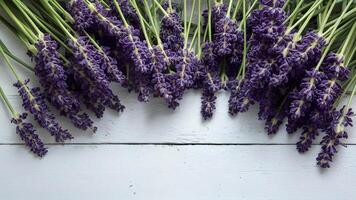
[0,145,355,200]
[1,94,356,144]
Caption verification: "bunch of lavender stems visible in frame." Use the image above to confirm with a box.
[0,0,354,168]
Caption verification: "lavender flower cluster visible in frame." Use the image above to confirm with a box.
[0,0,354,168]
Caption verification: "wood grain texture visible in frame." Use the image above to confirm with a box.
[1,145,356,200]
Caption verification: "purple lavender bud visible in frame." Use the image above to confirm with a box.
[69,36,110,90]
[296,125,319,153]
[228,31,244,66]
[11,113,47,157]
[321,53,349,81]
[296,31,326,66]
[288,86,312,122]
[14,80,73,142]
[265,112,284,135]
[165,73,183,109]
[299,69,322,101]
[250,7,286,43]
[202,42,219,71]
[214,17,239,57]
[35,34,67,89]
[317,107,354,168]
[133,72,152,102]
[260,0,286,8]
[286,117,304,134]
[203,72,221,93]
[249,59,273,86]
[201,89,217,120]
[67,0,97,30]
[309,109,330,129]
[120,27,151,73]
[69,65,125,117]
[100,46,126,83]
[175,50,198,89]
[149,46,173,103]
[69,113,97,132]
[316,78,341,110]
[228,80,255,115]
[212,2,227,23]
[160,10,184,51]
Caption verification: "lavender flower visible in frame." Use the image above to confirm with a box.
[212,2,227,23]
[228,80,255,115]
[321,53,349,81]
[160,10,184,51]
[317,107,354,168]
[11,113,47,157]
[296,31,326,67]
[316,78,341,110]
[149,46,173,103]
[214,17,239,57]
[265,112,284,135]
[14,80,73,142]
[201,89,217,120]
[175,50,198,89]
[249,7,286,44]
[296,125,319,153]
[298,69,322,101]
[67,0,97,30]
[120,26,151,73]
[69,36,110,90]
[99,46,126,83]
[69,66,125,117]
[260,0,286,8]
[34,34,96,131]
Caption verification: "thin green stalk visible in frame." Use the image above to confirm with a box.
[318,0,336,34]
[17,1,72,53]
[335,74,356,106]
[12,0,42,37]
[287,0,323,33]
[184,0,187,41]
[339,23,356,56]
[0,86,17,117]
[132,0,152,47]
[111,0,129,27]
[232,0,242,20]
[284,0,304,26]
[323,0,353,41]
[208,0,212,42]
[50,0,75,23]
[314,0,353,72]
[345,42,356,67]
[153,0,169,16]
[40,0,76,41]
[346,77,356,110]
[325,7,356,28]
[0,39,34,71]
[184,0,196,49]
[227,0,234,18]
[0,44,21,81]
[241,0,247,78]
[197,0,202,56]
[0,0,37,43]
[189,27,199,51]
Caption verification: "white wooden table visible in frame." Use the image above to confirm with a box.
[1,22,356,200]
